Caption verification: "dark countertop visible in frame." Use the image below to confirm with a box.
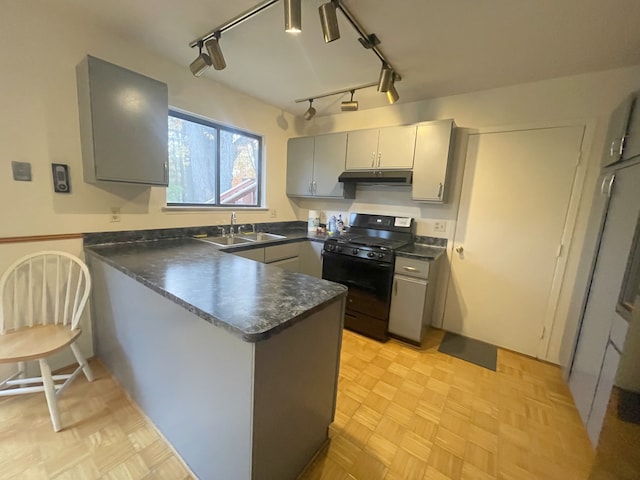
[85,237,346,343]
[397,243,446,261]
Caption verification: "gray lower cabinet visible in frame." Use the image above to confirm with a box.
[89,257,344,480]
[287,133,352,198]
[76,55,168,186]
[234,248,265,262]
[411,119,455,203]
[299,241,323,278]
[388,256,438,344]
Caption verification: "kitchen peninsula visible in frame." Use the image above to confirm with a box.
[85,237,347,480]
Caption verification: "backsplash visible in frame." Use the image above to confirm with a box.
[83,221,307,246]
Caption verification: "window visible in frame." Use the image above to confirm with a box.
[167,110,262,207]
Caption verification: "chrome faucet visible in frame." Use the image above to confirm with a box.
[230,211,237,236]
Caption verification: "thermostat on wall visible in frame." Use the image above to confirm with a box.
[52,163,71,193]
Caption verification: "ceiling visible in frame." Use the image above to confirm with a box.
[55,0,640,118]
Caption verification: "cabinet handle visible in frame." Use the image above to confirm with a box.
[619,136,626,156]
[309,181,313,194]
[377,152,382,167]
[600,174,616,198]
[610,140,616,158]
[371,152,376,167]
[438,182,443,198]
[312,181,316,194]
[403,266,418,272]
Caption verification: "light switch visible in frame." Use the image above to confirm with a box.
[12,161,32,181]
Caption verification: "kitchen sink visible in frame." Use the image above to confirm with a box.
[199,235,256,246]
[239,232,286,241]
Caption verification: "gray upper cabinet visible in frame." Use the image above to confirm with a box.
[287,133,353,198]
[345,126,416,170]
[602,90,639,167]
[77,55,169,186]
[411,119,455,203]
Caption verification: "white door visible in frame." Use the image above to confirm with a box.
[443,126,584,357]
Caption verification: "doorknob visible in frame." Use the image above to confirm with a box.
[455,246,464,254]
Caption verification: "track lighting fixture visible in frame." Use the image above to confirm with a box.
[341,90,358,111]
[284,0,302,33]
[304,99,316,120]
[189,41,213,77]
[386,83,399,104]
[377,65,393,93]
[205,34,226,70]
[319,1,340,43]
[190,1,403,112]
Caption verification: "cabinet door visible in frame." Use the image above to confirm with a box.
[377,126,417,169]
[286,137,315,196]
[299,241,323,278]
[233,248,265,262]
[412,120,454,202]
[79,56,168,185]
[313,133,347,197]
[268,256,300,272]
[388,275,427,342]
[622,93,640,162]
[602,93,635,167]
[586,343,620,447]
[345,129,379,170]
[569,162,640,424]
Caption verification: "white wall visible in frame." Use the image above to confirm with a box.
[291,66,640,364]
[0,1,298,240]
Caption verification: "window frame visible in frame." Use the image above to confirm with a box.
[167,109,263,208]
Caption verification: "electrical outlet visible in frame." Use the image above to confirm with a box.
[270,209,277,218]
[110,207,121,223]
[434,221,446,233]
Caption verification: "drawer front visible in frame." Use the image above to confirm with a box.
[265,243,301,263]
[394,257,430,279]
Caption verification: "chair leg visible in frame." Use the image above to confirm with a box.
[70,342,94,382]
[39,358,62,432]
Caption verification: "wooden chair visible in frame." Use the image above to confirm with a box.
[0,251,94,432]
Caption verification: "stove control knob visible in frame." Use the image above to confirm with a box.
[336,246,343,252]
[377,253,385,259]
[325,244,333,252]
[367,252,375,258]
[352,248,359,254]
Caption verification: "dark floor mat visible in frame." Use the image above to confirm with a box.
[438,332,497,371]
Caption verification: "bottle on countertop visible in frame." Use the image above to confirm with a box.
[336,214,345,233]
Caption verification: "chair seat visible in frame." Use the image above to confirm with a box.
[0,325,82,363]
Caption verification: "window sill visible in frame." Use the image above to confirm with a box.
[162,206,269,213]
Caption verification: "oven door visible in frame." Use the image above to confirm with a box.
[321,251,394,320]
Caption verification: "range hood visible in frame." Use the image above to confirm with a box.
[338,170,413,185]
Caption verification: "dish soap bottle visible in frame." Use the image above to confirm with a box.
[327,215,337,233]
[336,214,345,233]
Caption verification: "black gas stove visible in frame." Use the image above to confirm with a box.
[321,213,415,341]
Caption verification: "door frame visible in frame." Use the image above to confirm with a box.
[444,120,594,361]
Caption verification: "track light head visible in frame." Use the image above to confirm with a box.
[377,65,393,92]
[284,0,302,33]
[341,90,358,112]
[189,42,213,77]
[386,83,399,104]
[304,99,316,120]
[319,1,340,43]
[205,35,226,70]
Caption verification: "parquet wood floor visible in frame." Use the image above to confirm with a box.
[0,328,594,479]
[301,329,595,480]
